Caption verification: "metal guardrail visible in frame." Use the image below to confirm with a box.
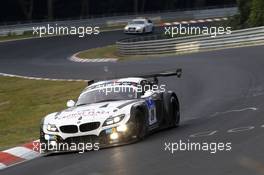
[0,7,237,37]
[117,26,264,55]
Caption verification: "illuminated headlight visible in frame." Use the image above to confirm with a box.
[47,124,59,132]
[116,124,127,132]
[124,26,129,30]
[110,132,119,140]
[103,114,125,126]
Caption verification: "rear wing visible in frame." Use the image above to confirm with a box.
[141,68,182,79]
[87,68,182,86]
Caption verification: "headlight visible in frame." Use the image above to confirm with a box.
[124,26,129,30]
[103,114,125,126]
[116,124,128,132]
[47,124,59,132]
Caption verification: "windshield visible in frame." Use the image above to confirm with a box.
[76,86,138,106]
[129,20,145,24]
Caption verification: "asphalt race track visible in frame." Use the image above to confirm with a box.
[1,29,264,175]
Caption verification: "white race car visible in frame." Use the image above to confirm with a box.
[124,18,154,34]
[40,69,182,153]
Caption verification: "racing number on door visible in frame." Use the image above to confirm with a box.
[146,98,157,125]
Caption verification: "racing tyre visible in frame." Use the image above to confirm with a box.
[170,96,180,127]
[164,93,180,128]
[142,28,146,34]
[40,129,49,154]
[133,110,147,140]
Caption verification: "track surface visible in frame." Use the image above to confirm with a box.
[1,29,264,175]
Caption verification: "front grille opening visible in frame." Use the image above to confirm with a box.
[79,122,100,132]
[60,125,78,133]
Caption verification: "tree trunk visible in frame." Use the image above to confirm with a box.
[140,0,146,12]
[19,0,34,20]
[134,0,138,14]
[47,0,54,20]
[81,0,89,18]
[194,0,206,7]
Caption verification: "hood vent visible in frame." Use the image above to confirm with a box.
[100,103,109,108]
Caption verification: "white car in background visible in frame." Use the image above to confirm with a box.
[124,18,154,34]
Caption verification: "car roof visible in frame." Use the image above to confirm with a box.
[132,18,147,21]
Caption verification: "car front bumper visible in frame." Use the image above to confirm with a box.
[40,121,138,153]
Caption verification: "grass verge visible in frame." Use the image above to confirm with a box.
[0,76,86,150]
[75,44,151,61]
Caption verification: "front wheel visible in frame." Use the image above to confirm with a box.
[132,110,147,140]
[142,28,146,34]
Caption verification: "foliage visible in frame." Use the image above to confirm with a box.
[232,0,264,28]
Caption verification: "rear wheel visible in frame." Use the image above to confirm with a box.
[164,93,180,128]
[170,96,180,127]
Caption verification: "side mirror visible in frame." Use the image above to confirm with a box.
[141,90,153,98]
[66,100,75,108]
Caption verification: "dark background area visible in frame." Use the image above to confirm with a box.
[0,0,236,24]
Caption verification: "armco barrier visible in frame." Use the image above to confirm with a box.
[116,26,264,55]
[0,7,237,36]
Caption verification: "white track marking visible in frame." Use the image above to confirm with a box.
[0,72,88,82]
[164,23,172,26]
[189,131,217,138]
[173,22,180,25]
[0,163,7,170]
[181,21,188,24]
[163,17,229,26]
[3,147,40,160]
[189,20,197,24]
[205,19,213,22]
[214,18,221,21]
[69,52,118,63]
[211,107,258,117]
[197,19,205,23]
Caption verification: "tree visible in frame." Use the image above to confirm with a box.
[47,0,53,20]
[140,0,147,12]
[19,0,34,20]
[233,0,264,28]
[81,0,89,18]
[248,0,264,27]
[237,0,252,26]
[134,0,138,14]
[194,0,206,8]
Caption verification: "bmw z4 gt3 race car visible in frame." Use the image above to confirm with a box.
[40,69,182,153]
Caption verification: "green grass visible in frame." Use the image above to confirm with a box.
[76,45,120,59]
[0,77,86,150]
[76,44,151,61]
